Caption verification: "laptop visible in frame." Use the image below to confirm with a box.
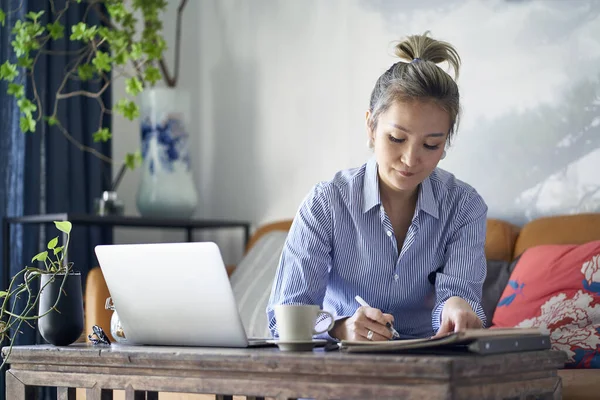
[94,241,272,348]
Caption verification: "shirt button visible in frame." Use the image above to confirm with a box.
[394,274,399,281]
[386,230,392,237]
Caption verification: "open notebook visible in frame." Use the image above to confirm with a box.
[338,327,551,355]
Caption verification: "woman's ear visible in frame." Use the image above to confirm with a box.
[365,110,375,148]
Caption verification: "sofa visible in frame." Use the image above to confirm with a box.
[85,213,600,400]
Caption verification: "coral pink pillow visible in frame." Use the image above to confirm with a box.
[492,240,600,368]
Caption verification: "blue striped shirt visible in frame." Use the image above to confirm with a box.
[266,157,488,339]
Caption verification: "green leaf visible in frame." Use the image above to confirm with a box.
[143,36,167,60]
[7,83,24,99]
[70,22,86,40]
[84,25,97,41]
[54,220,72,234]
[125,151,142,169]
[93,128,111,142]
[107,2,127,21]
[121,13,136,31]
[92,51,111,73]
[113,51,128,66]
[0,9,6,27]
[130,42,143,60]
[20,116,36,133]
[17,98,37,115]
[11,39,27,58]
[125,77,143,96]
[77,64,94,81]
[47,236,58,249]
[47,21,64,40]
[70,22,96,42]
[0,291,7,298]
[46,116,58,126]
[32,251,48,263]
[26,11,44,22]
[17,55,33,69]
[0,61,18,82]
[53,246,63,256]
[144,66,161,86]
[115,99,140,121]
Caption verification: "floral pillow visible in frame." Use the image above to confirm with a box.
[491,240,600,368]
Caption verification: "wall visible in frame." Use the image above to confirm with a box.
[112,0,600,263]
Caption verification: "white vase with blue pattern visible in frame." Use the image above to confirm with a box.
[136,88,198,219]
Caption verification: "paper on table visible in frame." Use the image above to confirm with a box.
[338,327,543,351]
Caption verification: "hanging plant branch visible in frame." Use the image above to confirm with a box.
[0,0,177,170]
[158,0,188,87]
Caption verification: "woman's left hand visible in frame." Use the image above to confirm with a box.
[432,296,482,339]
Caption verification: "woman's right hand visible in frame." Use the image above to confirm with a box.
[330,306,394,341]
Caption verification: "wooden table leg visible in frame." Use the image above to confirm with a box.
[57,387,76,400]
[5,371,36,400]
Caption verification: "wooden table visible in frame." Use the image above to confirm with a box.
[2,344,566,400]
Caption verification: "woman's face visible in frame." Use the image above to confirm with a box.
[366,100,450,195]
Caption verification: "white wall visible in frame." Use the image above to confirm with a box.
[112,0,600,263]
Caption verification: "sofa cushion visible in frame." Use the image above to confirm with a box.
[485,219,520,262]
[513,214,600,258]
[230,231,288,339]
[492,240,600,368]
[482,258,519,326]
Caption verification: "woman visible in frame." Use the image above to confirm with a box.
[267,32,487,341]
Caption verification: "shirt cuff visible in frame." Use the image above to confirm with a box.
[431,297,487,333]
[431,300,446,333]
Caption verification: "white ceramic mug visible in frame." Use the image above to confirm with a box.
[274,304,335,341]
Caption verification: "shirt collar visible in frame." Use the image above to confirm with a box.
[417,173,439,219]
[362,157,439,219]
[362,157,381,213]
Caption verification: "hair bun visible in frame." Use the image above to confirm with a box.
[393,31,461,79]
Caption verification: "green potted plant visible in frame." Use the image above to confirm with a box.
[0,220,81,368]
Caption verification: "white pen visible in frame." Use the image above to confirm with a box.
[355,295,401,340]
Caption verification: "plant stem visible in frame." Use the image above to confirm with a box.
[54,120,113,164]
[158,0,188,88]
[0,269,70,370]
[56,78,111,100]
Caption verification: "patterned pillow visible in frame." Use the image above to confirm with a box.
[229,231,288,338]
[492,240,600,368]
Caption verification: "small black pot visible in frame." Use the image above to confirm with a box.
[38,272,84,346]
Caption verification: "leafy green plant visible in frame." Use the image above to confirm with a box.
[0,221,73,368]
[0,0,188,169]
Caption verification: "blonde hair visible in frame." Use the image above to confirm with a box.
[368,32,461,143]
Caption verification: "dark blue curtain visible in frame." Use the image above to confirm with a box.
[0,0,27,399]
[1,0,112,399]
[24,0,113,287]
